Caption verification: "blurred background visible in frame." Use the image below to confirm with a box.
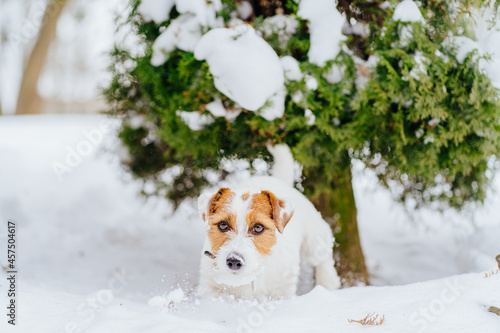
[0,0,126,115]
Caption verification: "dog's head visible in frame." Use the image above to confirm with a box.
[198,187,294,286]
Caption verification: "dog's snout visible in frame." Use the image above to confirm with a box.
[226,253,244,270]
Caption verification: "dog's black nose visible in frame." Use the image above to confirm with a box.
[226,254,244,270]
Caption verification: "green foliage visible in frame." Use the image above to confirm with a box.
[353,14,500,208]
[104,0,500,212]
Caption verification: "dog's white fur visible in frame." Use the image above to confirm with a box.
[197,145,340,299]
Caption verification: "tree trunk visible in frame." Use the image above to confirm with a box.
[15,0,68,115]
[304,162,369,287]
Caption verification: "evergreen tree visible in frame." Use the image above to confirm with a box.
[104,0,500,285]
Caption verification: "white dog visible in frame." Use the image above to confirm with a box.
[197,145,340,299]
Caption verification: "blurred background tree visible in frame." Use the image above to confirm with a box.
[0,0,121,115]
[16,0,68,115]
[104,0,500,286]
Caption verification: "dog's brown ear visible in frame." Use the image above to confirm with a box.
[261,190,294,233]
[198,188,232,223]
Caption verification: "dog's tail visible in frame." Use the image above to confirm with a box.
[267,143,294,187]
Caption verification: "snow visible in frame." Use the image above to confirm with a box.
[138,0,222,26]
[148,0,223,66]
[393,0,425,23]
[1,114,500,332]
[206,97,227,117]
[442,4,500,89]
[137,0,175,24]
[409,51,429,80]
[304,75,318,90]
[206,97,241,122]
[236,1,253,20]
[259,86,286,121]
[175,0,222,27]
[391,0,425,48]
[260,14,299,47]
[195,25,285,117]
[448,35,500,89]
[451,36,480,63]
[304,109,315,126]
[297,0,346,67]
[176,110,214,130]
[280,56,303,81]
[291,90,304,104]
[151,15,202,66]
[323,63,345,84]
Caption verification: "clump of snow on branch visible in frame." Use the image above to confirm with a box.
[280,56,303,81]
[195,24,285,118]
[176,110,214,131]
[206,97,241,122]
[450,37,481,63]
[260,15,299,47]
[305,75,318,90]
[142,0,352,121]
[409,52,430,81]
[137,0,175,24]
[259,86,286,121]
[150,16,201,66]
[391,0,424,48]
[392,0,425,23]
[177,96,242,130]
[324,63,345,84]
[143,0,223,66]
[297,0,346,67]
[236,1,253,20]
[304,109,316,125]
[446,4,500,89]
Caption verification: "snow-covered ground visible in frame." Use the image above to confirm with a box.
[0,114,499,332]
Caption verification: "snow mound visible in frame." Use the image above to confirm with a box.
[194,24,285,116]
[393,0,425,23]
[8,272,500,332]
[298,0,346,67]
[2,115,500,332]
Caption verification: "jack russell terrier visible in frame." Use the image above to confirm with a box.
[197,145,340,299]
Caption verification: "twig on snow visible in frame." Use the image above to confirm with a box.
[348,313,385,326]
[489,306,500,317]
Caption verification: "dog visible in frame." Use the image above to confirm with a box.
[197,145,341,299]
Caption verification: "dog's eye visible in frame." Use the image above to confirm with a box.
[217,221,230,232]
[252,224,265,235]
